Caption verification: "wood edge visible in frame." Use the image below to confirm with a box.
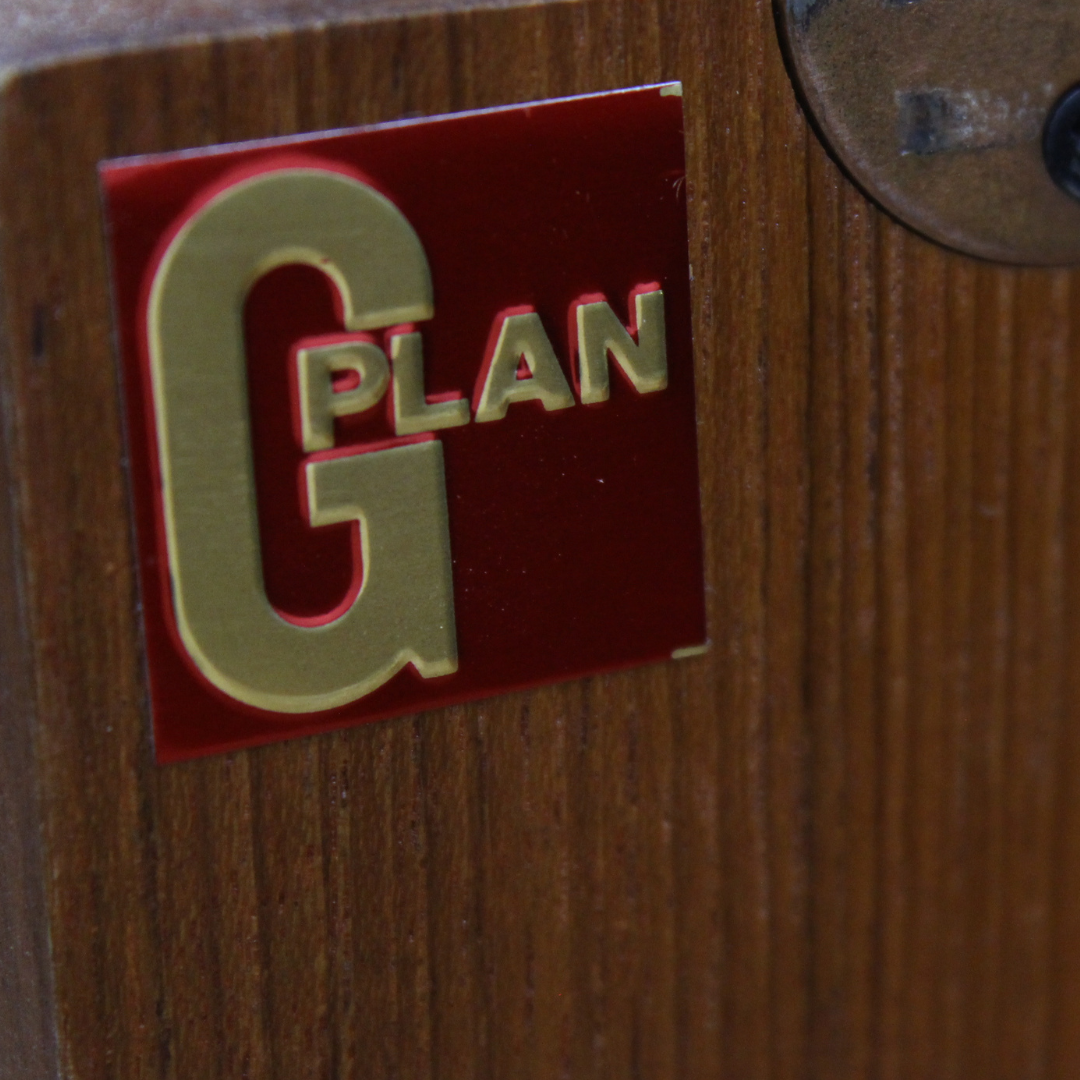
[0,85,61,1080]
[0,0,578,77]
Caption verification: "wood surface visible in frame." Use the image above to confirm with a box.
[2,0,1080,1077]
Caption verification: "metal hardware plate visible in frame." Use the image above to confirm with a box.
[778,0,1080,264]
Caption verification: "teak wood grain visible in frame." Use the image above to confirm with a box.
[2,0,1080,1077]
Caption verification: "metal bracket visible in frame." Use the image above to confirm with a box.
[778,0,1080,265]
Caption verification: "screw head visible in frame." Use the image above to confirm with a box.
[1044,84,1080,202]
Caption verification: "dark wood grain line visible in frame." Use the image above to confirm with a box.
[711,0,772,1074]
[903,235,951,1080]
[870,215,909,1080]
[760,5,813,1074]
[968,266,1018,1080]
[0,185,60,1080]
[806,135,849,1079]
[670,1,724,1076]
[938,254,978,1080]
[1049,274,1080,1080]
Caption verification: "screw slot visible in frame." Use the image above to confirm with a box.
[1044,84,1080,202]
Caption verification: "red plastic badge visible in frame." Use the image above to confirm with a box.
[101,84,707,763]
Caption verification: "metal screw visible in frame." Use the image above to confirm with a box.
[1044,84,1080,202]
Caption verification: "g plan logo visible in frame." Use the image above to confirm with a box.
[103,84,707,762]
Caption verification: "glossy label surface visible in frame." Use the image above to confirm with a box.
[102,84,707,763]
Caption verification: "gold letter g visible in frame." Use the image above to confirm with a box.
[147,167,457,714]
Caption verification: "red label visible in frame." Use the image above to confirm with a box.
[101,84,707,763]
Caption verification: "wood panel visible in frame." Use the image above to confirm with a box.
[2,0,1080,1077]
